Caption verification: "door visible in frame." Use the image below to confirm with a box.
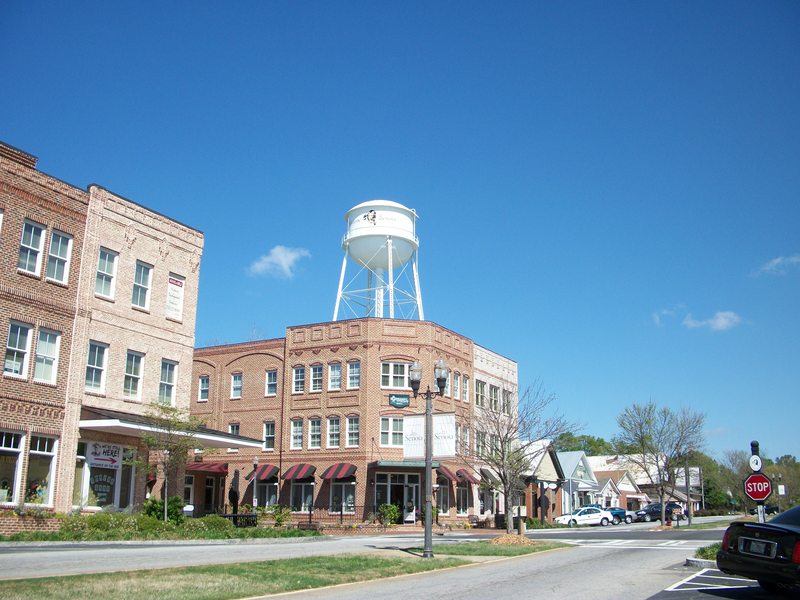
[403,483,418,522]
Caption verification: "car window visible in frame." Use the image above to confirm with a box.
[771,505,800,526]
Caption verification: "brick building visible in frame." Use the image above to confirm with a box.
[1,140,252,518]
[191,318,519,525]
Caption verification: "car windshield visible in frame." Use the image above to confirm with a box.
[771,505,800,526]
[571,509,583,515]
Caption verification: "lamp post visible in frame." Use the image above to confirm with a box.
[252,455,259,509]
[409,358,449,559]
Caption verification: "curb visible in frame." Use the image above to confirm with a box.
[685,557,716,568]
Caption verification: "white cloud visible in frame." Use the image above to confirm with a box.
[753,253,800,276]
[247,245,311,278]
[682,311,742,332]
[652,305,684,327]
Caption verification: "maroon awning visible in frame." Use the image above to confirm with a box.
[457,468,480,484]
[282,463,316,480]
[321,463,357,480]
[436,466,457,482]
[186,462,229,474]
[245,464,279,481]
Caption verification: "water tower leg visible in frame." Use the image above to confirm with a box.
[333,253,348,321]
[374,269,384,318]
[387,237,395,319]
[413,256,424,320]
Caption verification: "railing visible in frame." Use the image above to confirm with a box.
[220,513,258,527]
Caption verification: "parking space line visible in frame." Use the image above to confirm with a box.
[664,568,756,592]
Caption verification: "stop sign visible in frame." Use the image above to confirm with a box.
[744,472,773,502]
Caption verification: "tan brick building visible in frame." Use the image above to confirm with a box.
[191,318,519,525]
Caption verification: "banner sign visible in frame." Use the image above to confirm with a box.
[165,274,185,321]
[87,442,122,471]
[403,413,456,459]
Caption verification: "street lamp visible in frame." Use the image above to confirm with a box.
[252,455,259,509]
[409,358,449,559]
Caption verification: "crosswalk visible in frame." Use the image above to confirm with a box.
[556,538,710,550]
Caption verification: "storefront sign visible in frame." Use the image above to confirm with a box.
[403,413,456,458]
[165,273,185,321]
[88,442,122,471]
[389,394,410,408]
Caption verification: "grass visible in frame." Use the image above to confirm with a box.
[0,555,469,600]
[413,539,569,557]
[695,543,721,560]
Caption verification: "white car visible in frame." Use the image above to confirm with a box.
[555,507,614,527]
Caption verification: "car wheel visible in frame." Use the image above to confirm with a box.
[625,515,632,524]
[569,519,577,527]
[600,517,609,526]
[643,514,651,522]
[757,580,782,594]
[612,516,620,525]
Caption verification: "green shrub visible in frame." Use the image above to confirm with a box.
[695,542,721,560]
[196,514,235,532]
[268,505,293,527]
[377,503,401,525]
[525,517,566,529]
[142,496,185,524]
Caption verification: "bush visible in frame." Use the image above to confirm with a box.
[695,542,721,560]
[694,509,728,517]
[377,503,400,525]
[268,505,293,527]
[142,496,185,524]
[525,518,566,529]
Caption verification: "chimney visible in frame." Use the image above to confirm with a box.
[0,142,38,169]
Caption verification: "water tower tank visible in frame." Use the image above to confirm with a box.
[342,200,418,270]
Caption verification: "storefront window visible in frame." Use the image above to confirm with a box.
[73,441,135,508]
[329,481,355,513]
[0,431,22,504]
[290,481,314,512]
[256,481,278,508]
[456,483,469,515]
[436,478,450,514]
[26,436,56,504]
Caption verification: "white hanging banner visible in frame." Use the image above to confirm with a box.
[165,273,185,321]
[403,413,456,459]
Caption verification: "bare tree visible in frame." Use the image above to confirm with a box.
[613,401,705,523]
[468,380,574,533]
[720,449,750,511]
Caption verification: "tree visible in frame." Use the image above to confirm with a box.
[719,449,750,511]
[613,401,705,523]
[136,403,208,521]
[469,380,574,534]
[554,433,614,455]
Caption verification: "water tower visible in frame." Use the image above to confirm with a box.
[333,200,424,321]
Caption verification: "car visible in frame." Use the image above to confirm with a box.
[555,506,613,527]
[716,504,800,595]
[635,502,685,523]
[748,505,780,516]
[582,504,634,525]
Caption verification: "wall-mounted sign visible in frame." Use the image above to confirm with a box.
[389,394,410,408]
[88,442,122,471]
[165,273,185,321]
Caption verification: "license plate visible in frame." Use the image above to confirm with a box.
[739,537,776,558]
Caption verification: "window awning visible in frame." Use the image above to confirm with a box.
[282,463,316,480]
[457,468,480,484]
[246,464,279,481]
[480,467,500,484]
[186,462,228,474]
[437,466,458,482]
[321,463,357,480]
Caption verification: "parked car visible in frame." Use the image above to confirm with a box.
[582,504,634,525]
[635,502,685,522]
[717,504,800,595]
[555,507,613,527]
[748,505,780,516]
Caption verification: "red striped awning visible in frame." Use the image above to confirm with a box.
[436,466,457,482]
[186,462,228,474]
[321,463,357,480]
[282,463,316,480]
[457,468,480,484]
[245,464,279,481]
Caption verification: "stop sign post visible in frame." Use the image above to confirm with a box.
[744,472,772,502]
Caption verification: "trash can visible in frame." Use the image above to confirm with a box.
[183,504,195,518]
[495,513,506,529]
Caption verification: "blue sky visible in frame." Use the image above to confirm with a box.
[2,2,798,460]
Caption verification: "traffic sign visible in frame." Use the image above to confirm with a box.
[744,472,772,502]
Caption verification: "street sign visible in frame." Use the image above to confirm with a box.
[749,454,762,472]
[743,472,772,502]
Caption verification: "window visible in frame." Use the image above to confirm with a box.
[310,365,323,392]
[347,361,360,389]
[265,370,277,396]
[327,417,340,448]
[462,377,469,402]
[123,351,144,400]
[309,418,321,449]
[380,417,404,447]
[45,230,72,284]
[26,436,56,505]
[475,380,486,407]
[198,375,209,402]
[444,371,451,396]
[228,423,240,453]
[456,483,469,515]
[33,329,60,384]
[489,385,500,411]
[72,442,134,509]
[85,341,108,392]
[346,416,360,447]
[328,363,341,390]
[18,220,45,275]
[380,362,410,388]
[0,431,22,504]
[95,248,118,298]
[292,366,305,393]
[290,481,314,512]
[476,430,486,457]
[330,481,355,513]
[502,389,511,415]
[291,420,303,449]
[183,475,194,506]
[461,425,470,455]
[158,360,177,405]
[437,477,450,514]
[131,261,152,309]
[4,321,32,378]
[453,373,460,399]
[263,421,275,451]
[255,481,278,508]
[231,373,242,398]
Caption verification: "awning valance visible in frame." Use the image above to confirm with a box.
[246,464,279,481]
[437,466,457,482]
[186,462,228,474]
[321,463,357,480]
[480,467,500,484]
[282,463,316,480]
[457,468,480,484]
